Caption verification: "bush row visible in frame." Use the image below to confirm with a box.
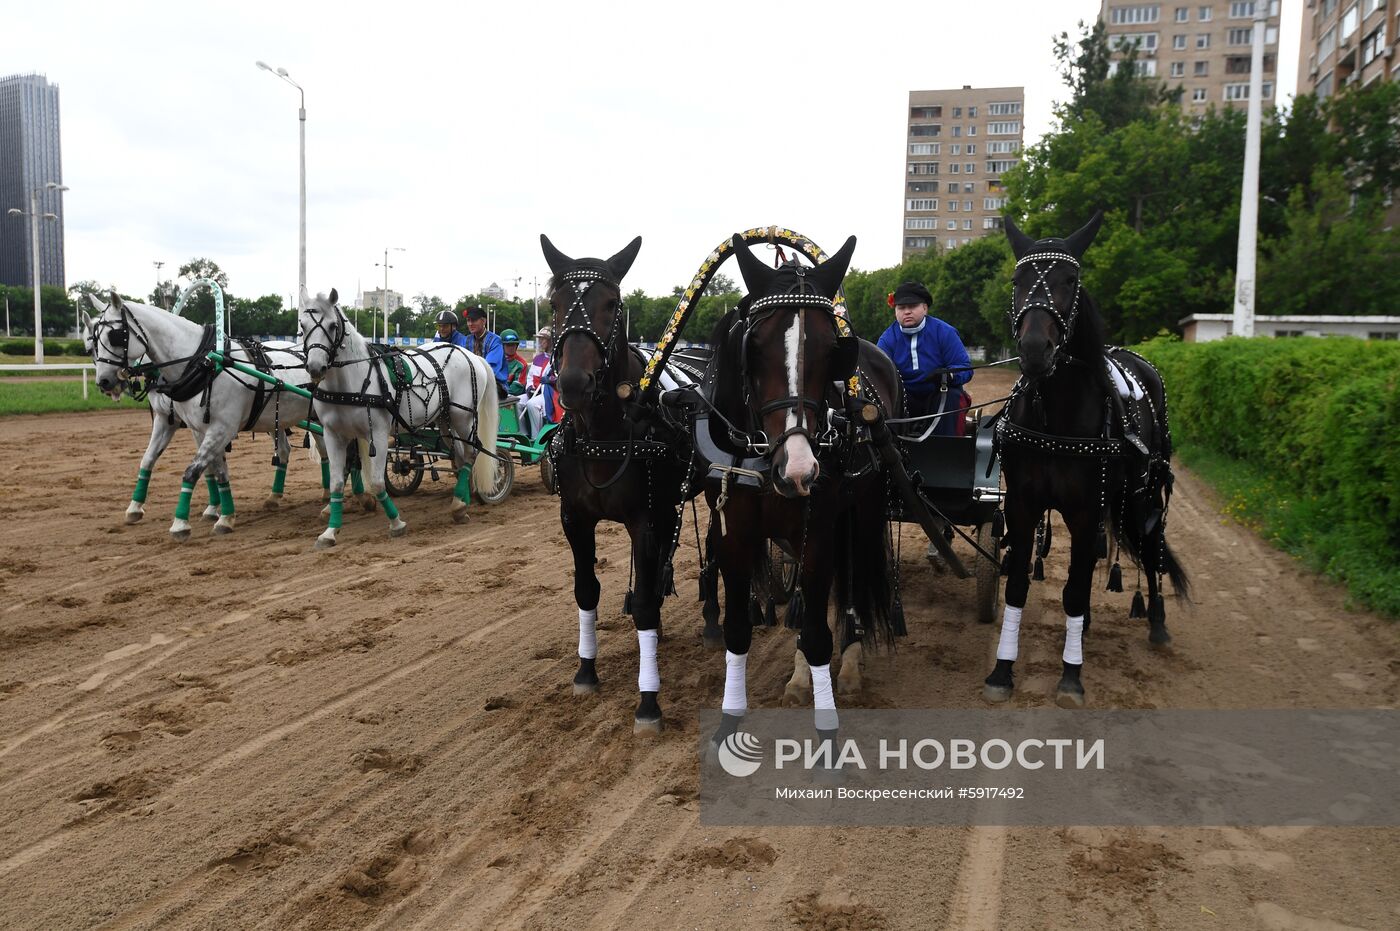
[1139,336,1400,616]
[0,338,87,357]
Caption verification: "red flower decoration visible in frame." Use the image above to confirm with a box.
[887,291,896,308]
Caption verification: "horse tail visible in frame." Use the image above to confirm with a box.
[470,356,500,497]
[842,480,896,646]
[1113,476,1191,601]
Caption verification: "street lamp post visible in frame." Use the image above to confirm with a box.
[375,247,405,342]
[6,181,66,363]
[1231,2,1269,339]
[256,61,307,297]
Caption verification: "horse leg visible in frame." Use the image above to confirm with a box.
[316,433,331,502]
[700,512,724,650]
[347,440,377,513]
[127,410,177,524]
[836,518,863,696]
[201,470,221,521]
[796,569,838,745]
[449,437,472,524]
[170,428,231,542]
[627,515,666,736]
[212,452,237,535]
[1055,510,1099,708]
[315,433,350,549]
[563,509,602,696]
[367,422,406,537]
[710,568,755,753]
[985,493,1038,702]
[265,430,290,510]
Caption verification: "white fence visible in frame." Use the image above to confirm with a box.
[0,363,97,398]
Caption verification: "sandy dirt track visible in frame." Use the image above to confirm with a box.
[1,371,1398,931]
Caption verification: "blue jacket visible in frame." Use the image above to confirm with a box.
[464,330,510,385]
[434,330,470,350]
[877,317,973,398]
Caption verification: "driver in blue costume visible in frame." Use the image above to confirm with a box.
[876,281,973,438]
[461,305,510,392]
[433,309,470,349]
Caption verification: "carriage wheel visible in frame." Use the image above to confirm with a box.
[476,455,515,506]
[385,449,424,497]
[767,540,799,606]
[540,453,557,495]
[975,522,1001,624]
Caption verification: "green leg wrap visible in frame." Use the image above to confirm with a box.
[271,465,287,496]
[453,464,472,504]
[133,467,152,504]
[175,482,195,521]
[328,491,344,530]
[205,475,220,507]
[351,468,366,496]
[376,490,400,521]
[218,482,235,517]
[320,460,330,489]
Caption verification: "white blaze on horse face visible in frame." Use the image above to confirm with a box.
[780,312,819,491]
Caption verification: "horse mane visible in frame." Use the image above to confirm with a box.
[1066,288,1108,363]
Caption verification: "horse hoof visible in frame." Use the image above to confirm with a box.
[1055,686,1087,709]
[573,680,599,696]
[315,536,336,550]
[262,496,282,511]
[837,669,863,696]
[170,529,191,543]
[124,511,143,525]
[320,504,330,519]
[390,522,409,538]
[361,496,377,514]
[702,627,725,652]
[201,508,218,522]
[1148,626,1173,649]
[983,683,1013,704]
[213,522,234,536]
[633,715,663,736]
[781,684,812,708]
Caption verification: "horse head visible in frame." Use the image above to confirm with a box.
[89,292,147,398]
[730,231,857,499]
[1004,210,1102,380]
[298,286,342,382]
[539,234,641,412]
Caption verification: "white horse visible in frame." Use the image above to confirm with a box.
[80,294,334,525]
[298,287,499,549]
[86,293,327,541]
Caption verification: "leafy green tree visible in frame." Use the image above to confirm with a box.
[1326,80,1400,205]
[1053,20,1180,131]
[930,237,1010,348]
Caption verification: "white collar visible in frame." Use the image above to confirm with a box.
[899,318,927,335]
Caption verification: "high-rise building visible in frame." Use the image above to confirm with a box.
[1296,0,1396,100]
[0,73,65,289]
[902,85,1025,259]
[362,288,403,313]
[1101,2,1283,117]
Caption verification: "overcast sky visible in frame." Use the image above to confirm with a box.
[10,0,1299,310]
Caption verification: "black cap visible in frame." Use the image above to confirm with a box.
[892,281,933,307]
[464,306,487,321]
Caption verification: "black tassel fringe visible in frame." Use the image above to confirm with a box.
[764,599,777,627]
[1129,591,1147,618]
[1107,562,1123,592]
[1032,558,1045,581]
[891,597,907,637]
[622,590,634,616]
[784,590,805,630]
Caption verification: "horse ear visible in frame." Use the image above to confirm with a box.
[85,292,105,312]
[109,290,125,311]
[1004,216,1035,260]
[606,236,642,282]
[539,234,573,278]
[1064,210,1104,259]
[328,287,339,305]
[731,232,776,295]
[809,235,857,298]
[80,309,92,334]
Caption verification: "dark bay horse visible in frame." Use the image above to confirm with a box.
[985,212,1189,708]
[706,232,902,748]
[541,235,708,735]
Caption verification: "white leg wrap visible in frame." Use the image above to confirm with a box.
[1063,614,1085,666]
[723,651,748,715]
[810,663,838,732]
[637,628,659,693]
[996,605,1024,662]
[578,608,598,660]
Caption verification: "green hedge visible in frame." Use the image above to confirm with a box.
[0,338,85,356]
[1139,336,1400,617]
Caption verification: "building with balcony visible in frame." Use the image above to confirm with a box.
[1296,0,1395,99]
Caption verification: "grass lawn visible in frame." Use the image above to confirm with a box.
[0,378,141,416]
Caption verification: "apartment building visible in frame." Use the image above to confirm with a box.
[0,73,65,289]
[1296,0,1396,98]
[902,85,1025,259]
[1101,2,1283,117]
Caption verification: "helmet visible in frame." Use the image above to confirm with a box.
[536,326,552,339]
[435,310,459,326]
[501,329,519,343]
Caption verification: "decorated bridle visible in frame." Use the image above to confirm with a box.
[550,265,623,397]
[90,305,151,376]
[731,266,845,457]
[301,298,351,370]
[1010,247,1083,374]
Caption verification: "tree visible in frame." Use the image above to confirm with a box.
[174,257,231,326]
[1326,80,1400,205]
[930,237,1010,348]
[1053,20,1180,131]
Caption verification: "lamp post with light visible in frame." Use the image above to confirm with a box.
[255,60,306,296]
[6,180,67,363]
[375,247,405,342]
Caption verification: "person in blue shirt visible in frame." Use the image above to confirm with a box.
[433,309,470,349]
[461,306,511,392]
[876,281,973,438]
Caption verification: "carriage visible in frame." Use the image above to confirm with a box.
[383,395,558,503]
